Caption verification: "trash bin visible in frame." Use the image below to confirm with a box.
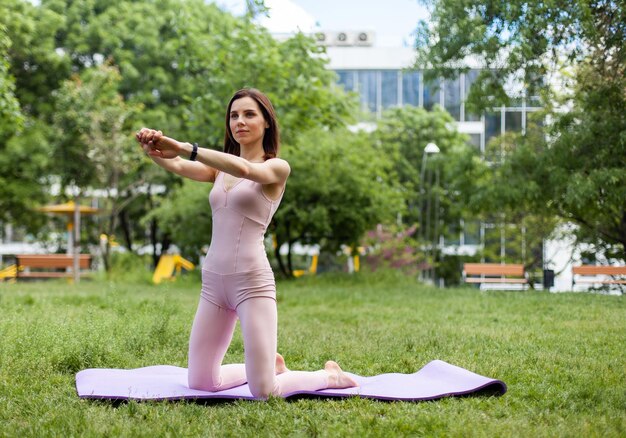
[543,269,555,290]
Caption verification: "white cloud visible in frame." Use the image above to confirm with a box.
[212,0,317,34]
[257,0,317,33]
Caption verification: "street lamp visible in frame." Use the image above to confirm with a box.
[419,142,440,283]
[419,143,440,240]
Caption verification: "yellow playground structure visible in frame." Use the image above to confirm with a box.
[0,264,18,283]
[293,254,319,278]
[152,254,195,284]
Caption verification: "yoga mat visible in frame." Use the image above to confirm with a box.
[75,360,506,402]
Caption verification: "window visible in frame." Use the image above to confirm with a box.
[505,111,522,133]
[464,70,481,121]
[381,71,399,109]
[336,70,356,92]
[402,71,420,106]
[423,76,440,110]
[484,111,501,144]
[463,220,481,245]
[445,221,461,246]
[444,77,461,121]
[358,71,377,113]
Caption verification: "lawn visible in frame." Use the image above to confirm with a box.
[0,271,624,437]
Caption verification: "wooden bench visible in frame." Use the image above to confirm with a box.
[462,263,528,289]
[15,254,92,279]
[572,265,626,289]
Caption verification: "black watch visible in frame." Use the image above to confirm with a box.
[189,143,198,161]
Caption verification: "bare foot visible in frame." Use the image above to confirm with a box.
[276,353,289,374]
[324,360,358,388]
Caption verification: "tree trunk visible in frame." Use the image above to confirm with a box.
[147,190,160,268]
[287,239,295,277]
[102,209,118,272]
[273,233,289,278]
[150,217,159,268]
[118,209,133,251]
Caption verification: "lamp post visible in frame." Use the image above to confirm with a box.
[419,142,440,283]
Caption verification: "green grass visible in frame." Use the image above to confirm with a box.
[1,271,624,437]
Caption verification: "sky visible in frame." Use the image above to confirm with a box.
[214,0,430,47]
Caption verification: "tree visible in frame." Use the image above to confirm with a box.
[0,20,51,231]
[374,105,482,237]
[52,64,141,270]
[541,63,626,260]
[416,0,626,261]
[1,0,70,118]
[273,128,405,277]
[0,23,22,142]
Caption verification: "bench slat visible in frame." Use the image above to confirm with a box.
[572,266,626,276]
[463,263,525,276]
[574,279,626,285]
[465,278,528,284]
[18,272,77,278]
[16,254,91,269]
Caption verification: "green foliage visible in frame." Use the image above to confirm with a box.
[474,124,560,270]
[0,277,624,436]
[107,251,156,284]
[274,127,405,274]
[1,0,70,118]
[51,64,142,270]
[145,178,213,258]
[374,105,483,233]
[52,64,139,190]
[0,23,22,142]
[0,119,50,230]
[541,61,626,259]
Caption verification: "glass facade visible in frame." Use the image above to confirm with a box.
[334,68,540,151]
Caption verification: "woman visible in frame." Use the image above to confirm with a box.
[136,88,357,399]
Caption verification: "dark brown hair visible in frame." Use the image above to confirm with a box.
[224,88,280,160]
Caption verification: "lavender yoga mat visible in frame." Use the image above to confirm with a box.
[75,360,506,402]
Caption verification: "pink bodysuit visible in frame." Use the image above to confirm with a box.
[187,170,329,399]
[200,170,281,308]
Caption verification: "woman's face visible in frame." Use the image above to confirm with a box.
[229,96,269,148]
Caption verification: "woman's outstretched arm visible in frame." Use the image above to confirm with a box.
[136,130,217,182]
[137,128,290,186]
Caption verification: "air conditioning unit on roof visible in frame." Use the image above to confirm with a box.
[334,31,351,46]
[314,31,333,45]
[353,31,375,46]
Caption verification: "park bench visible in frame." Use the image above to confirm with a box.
[572,265,626,289]
[15,254,92,279]
[462,263,528,289]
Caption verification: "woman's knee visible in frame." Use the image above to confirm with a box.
[188,373,221,392]
[248,376,276,399]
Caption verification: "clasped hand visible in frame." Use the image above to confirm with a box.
[136,128,179,159]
